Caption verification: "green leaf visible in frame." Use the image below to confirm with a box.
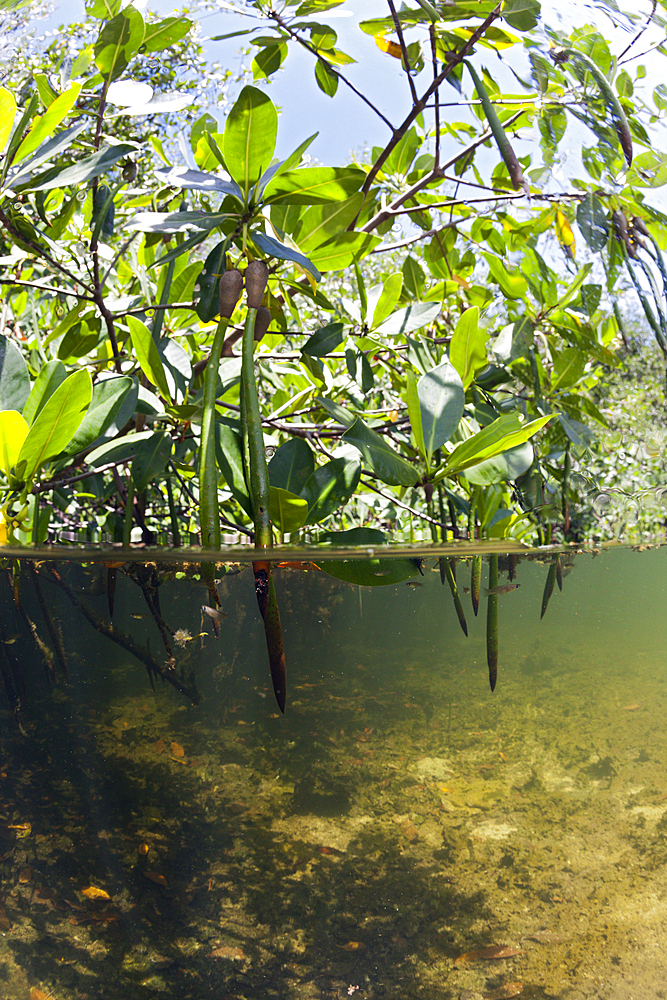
[189,112,218,154]
[345,346,374,393]
[268,437,315,494]
[463,441,534,485]
[65,376,134,454]
[86,428,154,469]
[22,360,66,424]
[263,166,365,204]
[57,319,100,360]
[0,86,17,152]
[195,239,229,322]
[0,411,29,477]
[255,132,319,201]
[374,301,440,337]
[502,0,540,31]
[418,361,465,463]
[295,0,344,14]
[141,15,191,52]
[370,273,403,329]
[215,421,252,517]
[551,346,586,390]
[126,209,231,233]
[252,38,288,80]
[27,143,137,191]
[223,85,277,199]
[449,307,487,389]
[320,555,420,587]
[576,192,609,252]
[17,369,93,481]
[131,429,173,491]
[0,335,30,412]
[441,413,553,477]
[297,193,364,253]
[12,83,82,164]
[7,121,88,188]
[307,232,380,271]
[301,457,361,523]
[94,8,145,82]
[154,165,243,200]
[302,322,345,356]
[127,316,171,399]
[482,253,528,298]
[343,417,417,487]
[314,59,339,96]
[269,486,309,534]
[250,230,321,281]
[405,367,425,457]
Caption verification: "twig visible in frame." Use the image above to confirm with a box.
[101,232,138,289]
[619,0,657,60]
[430,24,441,166]
[361,476,448,529]
[360,4,503,198]
[0,278,95,301]
[269,11,395,131]
[387,0,418,103]
[361,109,527,233]
[46,564,201,704]
[0,208,94,293]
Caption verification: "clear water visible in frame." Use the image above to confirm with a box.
[0,544,666,1000]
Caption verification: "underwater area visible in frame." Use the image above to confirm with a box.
[0,545,666,1000]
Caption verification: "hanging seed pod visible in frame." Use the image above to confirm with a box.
[551,47,633,167]
[464,60,528,194]
[245,260,269,309]
[632,216,650,238]
[219,268,243,319]
[254,306,271,342]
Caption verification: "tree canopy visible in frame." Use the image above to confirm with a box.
[0,0,666,554]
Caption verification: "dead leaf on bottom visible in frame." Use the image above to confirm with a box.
[143,871,168,887]
[81,886,111,900]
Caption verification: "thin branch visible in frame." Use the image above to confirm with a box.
[387,192,524,217]
[361,476,449,530]
[269,11,395,131]
[361,109,527,233]
[118,301,197,318]
[360,3,503,198]
[101,232,138,289]
[0,278,95,301]
[0,208,94,293]
[430,24,440,167]
[387,0,418,103]
[618,0,657,60]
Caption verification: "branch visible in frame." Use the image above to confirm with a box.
[0,277,95,301]
[387,191,524,217]
[269,11,395,131]
[0,208,94,293]
[619,0,657,61]
[361,475,449,530]
[360,3,503,197]
[387,0,418,104]
[361,108,526,233]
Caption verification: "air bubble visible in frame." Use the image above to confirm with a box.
[645,435,663,458]
[592,491,616,516]
[623,498,641,525]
